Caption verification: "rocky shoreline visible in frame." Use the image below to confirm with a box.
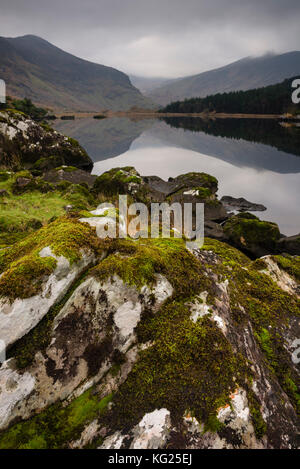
[0,110,299,449]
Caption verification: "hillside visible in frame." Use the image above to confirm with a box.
[0,35,153,112]
[161,77,300,115]
[149,52,300,105]
[129,75,176,93]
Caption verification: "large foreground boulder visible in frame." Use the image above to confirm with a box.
[0,223,299,449]
[0,110,93,171]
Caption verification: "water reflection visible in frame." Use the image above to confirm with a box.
[55,117,153,161]
[54,117,300,235]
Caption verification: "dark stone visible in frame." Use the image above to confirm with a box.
[143,172,218,197]
[277,234,300,255]
[0,189,8,197]
[142,172,227,222]
[15,177,31,189]
[204,221,228,241]
[43,168,97,187]
[221,195,267,212]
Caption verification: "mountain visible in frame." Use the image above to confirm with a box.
[129,75,176,93]
[161,77,300,115]
[148,52,300,105]
[0,35,153,111]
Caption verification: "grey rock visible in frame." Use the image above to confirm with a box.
[277,234,300,255]
[221,196,267,212]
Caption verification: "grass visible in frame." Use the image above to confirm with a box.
[0,173,96,248]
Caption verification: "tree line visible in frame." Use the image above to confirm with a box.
[160,77,300,115]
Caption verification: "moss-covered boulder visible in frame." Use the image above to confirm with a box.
[0,110,93,171]
[0,231,299,449]
[93,168,227,222]
[0,216,105,347]
[224,213,281,257]
[93,167,142,197]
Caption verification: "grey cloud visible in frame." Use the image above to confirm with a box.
[0,0,299,77]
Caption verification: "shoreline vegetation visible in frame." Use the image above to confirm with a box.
[53,110,300,120]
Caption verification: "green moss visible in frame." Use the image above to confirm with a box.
[55,166,77,172]
[92,237,211,299]
[0,389,113,449]
[224,214,280,252]
[201,238,300,416]
[0,254,57,299]
[93,167,142,196]
[202,237,251,267]
[61,183,96,210]
[91,237,250,431]
[248,391,267,439]
[195,187,213,199]
[13,170,33,180]
[176,172,218,190]
[204,414,225,433]
[67,137,81,148]
[282,373,300,412]
[0,216,103,300]
[40,122,53,133]
[106,310,249,431]
[1,228,299,444]
[272,255,300,282]
[33,155,65,172]
[170,186,213,201]
[0,171,11,182]
[0,172,96,247]
[5,108,26,117]
[254,328,275,362]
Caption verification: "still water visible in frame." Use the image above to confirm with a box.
[54,117,300,236]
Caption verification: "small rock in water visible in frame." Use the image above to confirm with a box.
[221,195,267,212]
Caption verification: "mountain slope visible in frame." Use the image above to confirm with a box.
[148,52,300,105]
[161,77,300,115]
[0,35,153,111]
[129,75,177,93]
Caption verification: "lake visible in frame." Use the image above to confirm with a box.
[54,117,300,236]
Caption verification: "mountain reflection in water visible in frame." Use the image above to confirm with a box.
[54,117,300,236]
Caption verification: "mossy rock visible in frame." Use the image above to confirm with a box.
[33,155,65,172]
[0,216,103,300]
[0,234,299,448]
[224,213,281,257]
[12,175,54,195]
[272,254,300,282]
[174,172,218,193]
[0,171,11,182]
[93,167,142,196]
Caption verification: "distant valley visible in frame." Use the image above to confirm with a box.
[146,52,300,105]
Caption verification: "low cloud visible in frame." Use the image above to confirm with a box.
[1,0,299,77]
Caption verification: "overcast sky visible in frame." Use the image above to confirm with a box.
[0,0,299,78]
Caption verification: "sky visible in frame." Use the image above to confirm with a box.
[0,0,299,78]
